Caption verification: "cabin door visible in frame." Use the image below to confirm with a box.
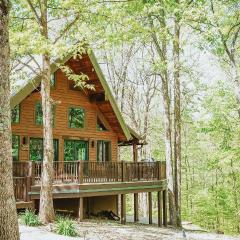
[64,140,88,161]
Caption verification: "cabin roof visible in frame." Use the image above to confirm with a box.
[10,50,141,143]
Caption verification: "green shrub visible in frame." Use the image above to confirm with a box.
[20,209,40,226]
[56,216,78,237]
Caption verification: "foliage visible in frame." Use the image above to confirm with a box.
[55,216,78,237]
[20,210,40,226]
[181,81,240,234]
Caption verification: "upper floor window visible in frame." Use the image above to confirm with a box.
[11,104,20,123]
[35,102,43,125]
[68,107,85,128]
[50,73,56,88]
[12,135,20,161]
[35,102,55,126]
[97,117,107,131]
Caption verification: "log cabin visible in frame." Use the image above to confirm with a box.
[10,50,167,226]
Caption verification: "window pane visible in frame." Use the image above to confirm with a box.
[97,141,110,162]
[50,73,56,87]
[35,102,43,125]
[11,105,20,123]
[97,117,107,131]
[68,107,85,128]
[30,138,58,161]
[35,102,55,126]
[64,140,88,161]
[53,139,58,161]
[64,140,75,161]
[12,135,20,161]
[30,138,43,161]
[75,141,88,161]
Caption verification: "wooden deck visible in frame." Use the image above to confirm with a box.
[13,161,167,205]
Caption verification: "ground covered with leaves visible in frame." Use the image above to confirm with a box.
[20,219,240,240]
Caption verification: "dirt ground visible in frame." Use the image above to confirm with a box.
[20,220,240,240]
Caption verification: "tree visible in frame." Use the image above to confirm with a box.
[189,0,240,116]
[173,0,182,227]
[0,0,20,238]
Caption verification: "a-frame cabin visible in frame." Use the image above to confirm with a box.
[11,51,167,226]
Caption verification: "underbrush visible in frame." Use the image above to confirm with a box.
[55,215,78,237]
[20,209,40,226]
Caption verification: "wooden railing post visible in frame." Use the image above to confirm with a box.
[25,176,31,202]
[29,161,35,185]
[121,161,125,182]
[158,161,162,180]
[79,161,83,184]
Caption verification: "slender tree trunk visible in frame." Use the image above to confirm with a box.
[38,0,55,224]
[0,1,20,239]
[173,4,182,227]
[150,5,177,225]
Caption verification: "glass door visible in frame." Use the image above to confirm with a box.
[64,140,88,161]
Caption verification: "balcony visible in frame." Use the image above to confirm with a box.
[13,161,167,203]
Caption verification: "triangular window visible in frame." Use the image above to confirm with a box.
[97,117,107,131]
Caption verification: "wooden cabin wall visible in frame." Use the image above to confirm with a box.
[12,68,119,162]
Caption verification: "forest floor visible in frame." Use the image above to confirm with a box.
[19,219,240,240]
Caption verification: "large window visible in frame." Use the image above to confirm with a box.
[11,104,20,123]
[29,138,58,161]
[97,140,111,162]
[64,140,88,161]
[30,138,43,161]
[68,107,85,128]
[12,135,20,161]
[35,102,55,126]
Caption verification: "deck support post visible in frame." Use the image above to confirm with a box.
[78,197,84,222]
[134,193,139,222]
[157,191,162,227]
[120,194,126,224]
[148,192,152,224]
[163,190,167,227]
[133,142,138,162]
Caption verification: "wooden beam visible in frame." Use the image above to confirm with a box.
[148,192,152,224]
[78,197,84,222]
[157,191,162,227]
[120,194,126,224]
[134,193,139,222]
[163,190,167,227]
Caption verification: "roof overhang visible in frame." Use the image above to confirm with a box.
[10,49,132,141]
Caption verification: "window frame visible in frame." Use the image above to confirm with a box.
[97,140,111,162]
[12,134,20,161]
[68,106,85,129]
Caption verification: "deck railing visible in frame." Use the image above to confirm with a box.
[13,161,166,201]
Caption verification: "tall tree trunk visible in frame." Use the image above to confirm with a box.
[0,1,20,239]
[38,0,55,224]
[150,5,177,225]
[173,3,182,227]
